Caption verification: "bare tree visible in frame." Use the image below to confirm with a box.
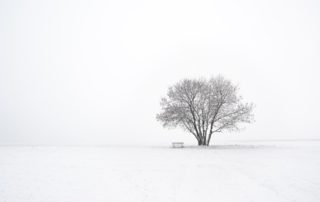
[156,76,254,146]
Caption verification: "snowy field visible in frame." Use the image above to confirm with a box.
[1,141,320,202]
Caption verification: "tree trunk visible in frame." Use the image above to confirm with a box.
[197,138,207,146]
[206,133,213,146]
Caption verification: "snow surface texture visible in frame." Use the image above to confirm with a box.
[1,141,320,202]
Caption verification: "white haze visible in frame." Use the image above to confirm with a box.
[0,0,319,145]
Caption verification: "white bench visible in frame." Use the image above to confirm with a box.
[172,142,184,148]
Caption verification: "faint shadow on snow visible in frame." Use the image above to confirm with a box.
[181,144,278,150]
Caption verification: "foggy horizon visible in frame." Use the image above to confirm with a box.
[1,0,320,146]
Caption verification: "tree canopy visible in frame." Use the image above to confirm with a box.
[157,76,254,146]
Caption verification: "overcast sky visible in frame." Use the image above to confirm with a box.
[0,0,319,145]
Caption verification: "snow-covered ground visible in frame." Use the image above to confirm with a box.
[1,140,320,202]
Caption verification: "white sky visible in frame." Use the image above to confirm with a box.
[0,0,320,145]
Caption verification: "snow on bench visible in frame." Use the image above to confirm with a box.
[172,142,184,148]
